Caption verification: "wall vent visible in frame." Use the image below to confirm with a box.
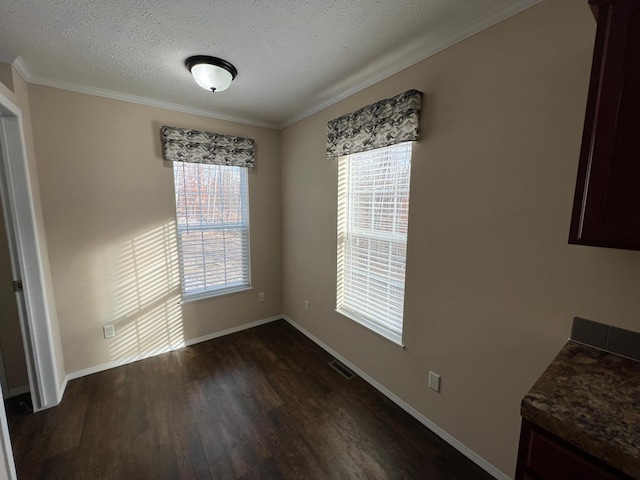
[329,359,355,379]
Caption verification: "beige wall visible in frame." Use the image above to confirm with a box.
[28,86,282,374]
[282,1,640,476]
[0,64,14,95]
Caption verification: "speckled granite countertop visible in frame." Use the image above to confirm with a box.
[521,340,640,479]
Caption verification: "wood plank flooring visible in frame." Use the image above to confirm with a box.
[7,320,495,480]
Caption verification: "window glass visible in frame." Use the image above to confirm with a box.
[173,162,250,300]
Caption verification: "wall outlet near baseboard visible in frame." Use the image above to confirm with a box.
[103,324,115,339]
[428,371,441,393]
[304,300,309,312]
[258,292,265,303]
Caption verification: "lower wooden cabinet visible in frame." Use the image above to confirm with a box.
[515,420,633,480]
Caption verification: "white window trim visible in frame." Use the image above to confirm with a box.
[180,285,253,304]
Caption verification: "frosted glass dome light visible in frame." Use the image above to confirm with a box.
[185,56,237,93]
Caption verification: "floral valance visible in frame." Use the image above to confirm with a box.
[326,89,422,159]
[161,126,255,168]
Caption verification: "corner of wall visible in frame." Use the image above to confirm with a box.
[0,63,15,95]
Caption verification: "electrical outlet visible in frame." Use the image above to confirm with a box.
[428,371,441,393]
[103,324,115,339]
[258,292,265,303]
[304,300,309,312]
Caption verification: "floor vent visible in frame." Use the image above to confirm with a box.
[329,359,356,379]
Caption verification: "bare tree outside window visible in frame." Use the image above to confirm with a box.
[173,162,250,299]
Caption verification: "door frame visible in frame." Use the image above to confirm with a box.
[0,91,62,406]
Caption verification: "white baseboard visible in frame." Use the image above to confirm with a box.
[56,376,68,405]
[65,315,282,382]
[282,315,510,480]
[4,385,30,399]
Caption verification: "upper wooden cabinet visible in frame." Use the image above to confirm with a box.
[569,0,640,250]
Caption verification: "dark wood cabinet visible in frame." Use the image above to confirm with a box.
[515,420,633,480]
[569,0,640,250]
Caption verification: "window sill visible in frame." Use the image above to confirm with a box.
[181,286,253,304]
[335,309,405,349]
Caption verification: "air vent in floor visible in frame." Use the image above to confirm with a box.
[329,359,356,379]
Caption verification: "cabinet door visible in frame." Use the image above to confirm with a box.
[569,0,640,249]
[516,420,632,480]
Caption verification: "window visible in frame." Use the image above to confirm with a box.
[173,161,250,300]
[336,142,412,345]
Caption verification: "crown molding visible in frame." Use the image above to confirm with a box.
[12,57,277,129]
[6,0,541,131]
[277,0,542,129]
[30,73,278,129]
[11,56,32,82]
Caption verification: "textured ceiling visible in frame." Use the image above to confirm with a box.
[0,0,539,128]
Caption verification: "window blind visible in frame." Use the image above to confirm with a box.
[173,162,250,299]
[337,142,412,345]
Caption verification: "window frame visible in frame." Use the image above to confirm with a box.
[173,161,251,302]
[336,142,412,346]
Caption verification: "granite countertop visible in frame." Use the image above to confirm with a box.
[521,340,640,479]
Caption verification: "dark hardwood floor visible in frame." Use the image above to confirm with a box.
[7,320,494,479]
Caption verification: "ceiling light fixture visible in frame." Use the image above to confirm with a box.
[185,55,237,93]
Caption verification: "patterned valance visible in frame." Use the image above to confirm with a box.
[161,126,255,168]
[326,89,422,159]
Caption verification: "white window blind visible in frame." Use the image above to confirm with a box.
[336,142,412,345]
[173,162,250,300]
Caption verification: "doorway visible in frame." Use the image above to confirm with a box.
[0,87,66,479]
[0,198,29,401]
[0,91,63,412]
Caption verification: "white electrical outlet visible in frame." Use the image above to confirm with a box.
[103,324,115,339]
[304,300,309,312]
[258,292,265,303]
[428,371,441,393]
